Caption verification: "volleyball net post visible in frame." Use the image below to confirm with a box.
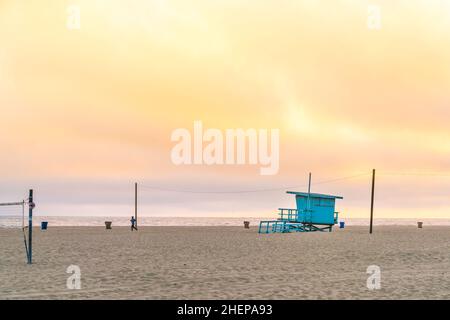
[0,189,34,264]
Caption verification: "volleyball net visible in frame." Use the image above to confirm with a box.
[0,190,35,264]
[0,200,26,228]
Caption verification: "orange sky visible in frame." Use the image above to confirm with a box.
[0,1,449,218]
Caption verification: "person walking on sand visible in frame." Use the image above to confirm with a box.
[130,216,137,231]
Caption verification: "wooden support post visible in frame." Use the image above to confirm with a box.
[28,189,33,264]
[134,182,138,230]
[307,172,311,211]
[369,169,376,234]
[307,173,312,196]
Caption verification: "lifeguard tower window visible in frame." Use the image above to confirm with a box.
[312,198,333,207]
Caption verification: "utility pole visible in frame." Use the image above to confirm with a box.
[28,189,34,264]
[308,173,312,196]
[135,182,138,230]
[307,173,312,226]
[370,169,376,234]
[308,172,312,207]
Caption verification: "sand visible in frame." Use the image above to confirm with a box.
[0,226,449,299]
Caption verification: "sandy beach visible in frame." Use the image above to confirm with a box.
[1,226,449,300]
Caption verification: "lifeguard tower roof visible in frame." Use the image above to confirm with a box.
[286,191,343,199]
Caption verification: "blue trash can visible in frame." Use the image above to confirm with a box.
[41,221,48,230]
[339,221,345,229]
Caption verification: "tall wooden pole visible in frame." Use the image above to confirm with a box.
[369,169,376,234]
[134,182,138,230]
[308,173,312,195]
[307,172,312,210]
[28,189,33,264]
[307,173,312,226]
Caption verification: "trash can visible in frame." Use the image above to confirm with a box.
[105,221,112,229]
[339,221,345,229]
[41,221,48,230]
[244,221,250,229]
[417,222,423,229]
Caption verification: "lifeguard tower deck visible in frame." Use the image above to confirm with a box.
[259,191,343,233]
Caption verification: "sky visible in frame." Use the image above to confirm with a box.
[0,0,450,218]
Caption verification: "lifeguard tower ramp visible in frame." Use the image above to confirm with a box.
[259,192,342,234]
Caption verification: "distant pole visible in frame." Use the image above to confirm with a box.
[28,189,33,264]
[369,169,376,234]
[308,172,312,195]
[134,182,138,230]
[307,172,312,217]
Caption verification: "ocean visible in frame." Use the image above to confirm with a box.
[1,216,449,228]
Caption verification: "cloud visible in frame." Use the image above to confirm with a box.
[0,1,449,217]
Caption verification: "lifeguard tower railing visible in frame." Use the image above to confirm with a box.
[258,208,340,234]
[277,208,339,224]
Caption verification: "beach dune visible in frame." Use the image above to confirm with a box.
[0,226,449,299]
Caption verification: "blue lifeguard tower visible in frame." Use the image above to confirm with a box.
[259,191,343,233]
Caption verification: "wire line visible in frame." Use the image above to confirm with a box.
[139,172,371,194]
[379,172,450,177]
